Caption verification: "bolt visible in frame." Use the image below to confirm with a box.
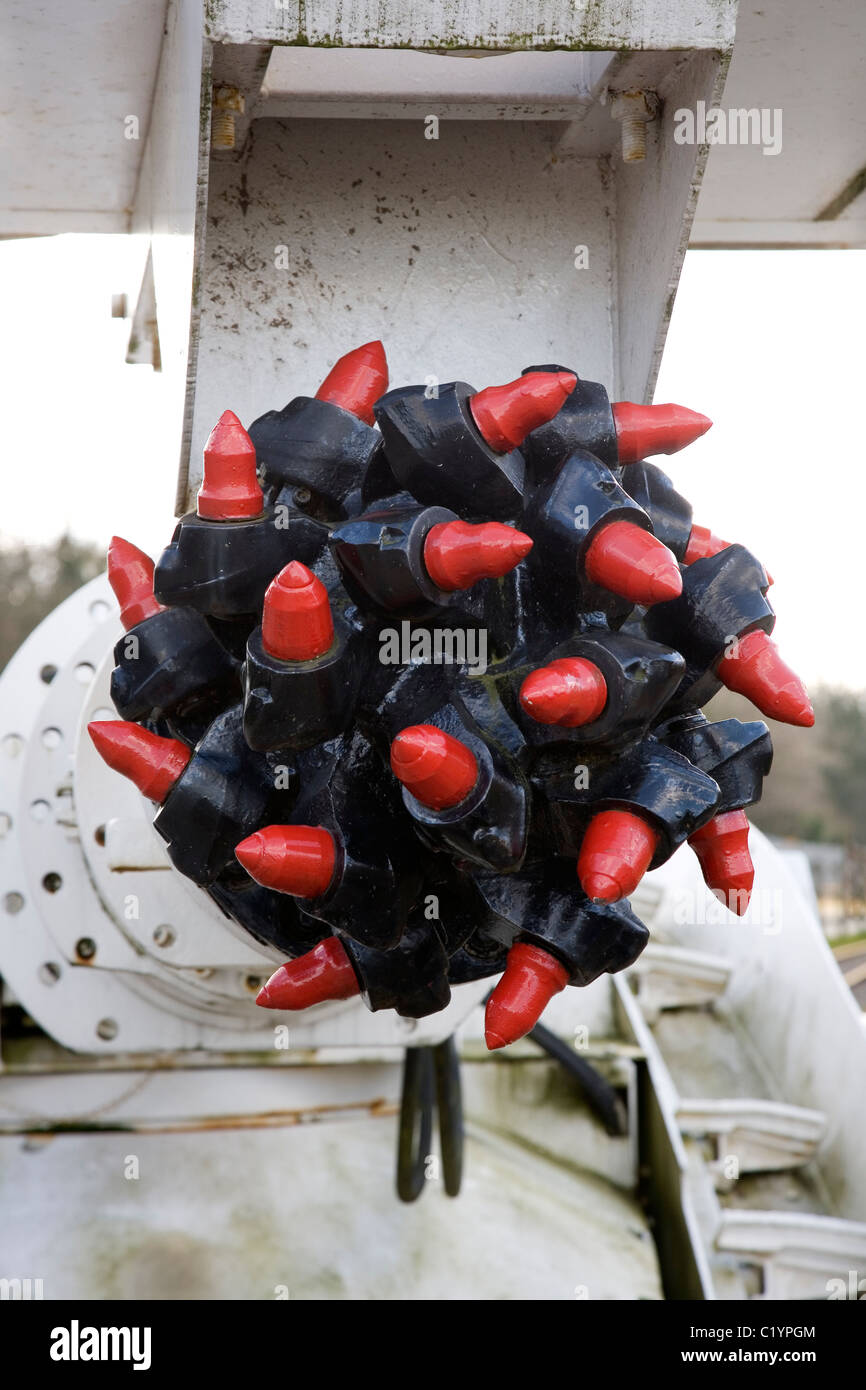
[609,91,659,164]
[212,86,245,151]
[76,937,97,961]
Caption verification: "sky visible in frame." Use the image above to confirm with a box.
[0,236,863,690]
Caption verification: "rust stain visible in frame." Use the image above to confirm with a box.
[13,1098,399,1139]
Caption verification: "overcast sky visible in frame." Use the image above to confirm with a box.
[0,237,863,690]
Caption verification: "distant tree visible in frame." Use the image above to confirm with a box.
[821,690,866,840]
[0,533,104,672]
[703,686,862,846]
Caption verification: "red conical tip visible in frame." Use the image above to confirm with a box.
[584,520,682,605]
[315,340,388,425]
[519,657,607,728]
[261,561,334,662]
[423,520,533,592]
[578,808,659,902]
[684,523,730,566]
[390,724,478,810]
[256,937,359,1010]
[107,536,165,630]
[485,942,569,1050]
[689,810,754,916]
[235,825,337,899]
[716,629,814,727]
[87,720,190,803]
[685,525,773,586]
[469,370,577,453]
[611,401,712,465]
[197,409,263,521]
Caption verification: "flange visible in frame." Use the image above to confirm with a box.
[0,576,489,1053]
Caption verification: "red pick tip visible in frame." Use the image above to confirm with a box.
[519,657,607,728]
[485,942,569,1050]
[107,536,165,630]
[390,724,478,810]
[256,937,359,1010]
[469,370,577,453]
[87,720,190,803]
[423,520,533,591]
[197,409,263,521]
[315,340,388,425]
[716,629,814,727]
[685,526,773,586]
[235,825,337,899]
[584,519,682,605]
[611,401,712,465]
[578,808,659,902]
[689,810,754,915]
[261,561,334,662]
[683,523,731,565]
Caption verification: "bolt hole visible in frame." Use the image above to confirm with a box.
[40,664,58,684]
[244,974,264,993]
[94,824,106,847]
[74,662,96,685]
[89,599,110,622]
[76,937,97,961]
[153,924,176,949]
[4,892,24,914]
[0,812,11,837]
[96,1018,118,1041]
[2,734,23,758]
[30,800,51,822]
[42,872,62,894]
[39,962,61,985]
[41,727,62,750]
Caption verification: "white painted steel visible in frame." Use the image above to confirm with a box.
[206,0,737,51]
[0,0,167,235]
[259,46,610,121]
[644,830,866,1222]
[184,44,724,505]
[0,1116,662,1299]
[693,0,866,246]
[715,1210,866,1300]
[676,1097,827,1172]
[8,2,866,248]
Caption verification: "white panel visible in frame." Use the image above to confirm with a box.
[646,830,866,1223]
[127,0,211,509]
[615,49,727,401]
[260,45,610,118]
[186,117,617,500]
[694,0,866,242]
[0,1120,661,1299]
[207,0,737,50]
[692,219,866,248]
[0,0,167,235]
